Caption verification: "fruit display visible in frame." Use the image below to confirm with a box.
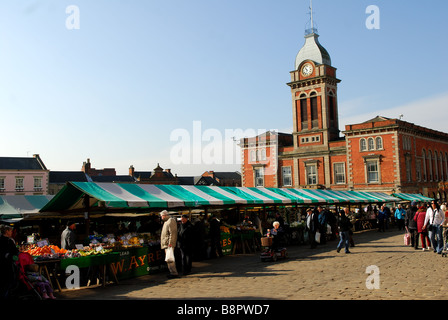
[23,244,68,261]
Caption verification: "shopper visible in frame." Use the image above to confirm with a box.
[336,210,352,254]
[395,204,406,231]
[414,205,431,251]
[61,221,77,250]
[317,206,328,245]
[160,210,179,278]
[0,225,19,299]
[377,206,386,232]
[209,215,223,258]
[424,201,445,254]
[405,202,418,248]
[178,214,194,275]
[305,208,319,249]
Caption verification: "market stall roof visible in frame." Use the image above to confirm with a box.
[39,182,403,215]
[0,195,54,222]
[391,193,434,202]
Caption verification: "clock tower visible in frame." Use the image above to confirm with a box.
[287,26,341,150]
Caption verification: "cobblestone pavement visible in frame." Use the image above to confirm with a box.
[57,228,448,300]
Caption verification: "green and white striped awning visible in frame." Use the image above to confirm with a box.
[391,193,434,202]
[0,195,54,222]
[39,182,403,214]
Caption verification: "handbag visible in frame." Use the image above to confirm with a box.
[315,231,321,243]
[165,247,175,263]
[404,233,410,246]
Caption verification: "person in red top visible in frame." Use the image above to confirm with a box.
[414,205,431,251]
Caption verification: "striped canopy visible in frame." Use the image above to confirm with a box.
[39,182,402,214]
[0,195,54,222]
[391,193,434,202]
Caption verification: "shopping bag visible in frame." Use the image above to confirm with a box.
[165,247,175,263]
[404,233,410,246]
[315,231,321,244]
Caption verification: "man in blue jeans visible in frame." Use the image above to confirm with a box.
[336,209,352,254]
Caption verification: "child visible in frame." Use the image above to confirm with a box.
[26,264,56,299]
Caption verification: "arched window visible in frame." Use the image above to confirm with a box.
[434,151,439,181]
[428,150,433,181]
[375,137,383,150]
[360,139,367,152]
[422,149,427,181]
[368,138,375,151]
[250,150,256,162]
[310,92,318,128]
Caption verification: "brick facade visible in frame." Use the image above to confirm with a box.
[241,30,448,200]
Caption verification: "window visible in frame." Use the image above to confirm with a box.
[366,161,379,183]
[34,177,43,190]
[254,167,264,187]
[0,177,5,190]
[360,139,367,152]
[422,150,427,181]
[300,97,308,130]
[375,137,383,150]
[306,165,317,185]
[15,177,24,191]
[250,150,256,162]
[368,138,375,151]
[334,163,346,184]
[310,92,318,128]
[282,167,292,186]
[405,156,412,182]
[261,149,266,161]
[416,159,422,182]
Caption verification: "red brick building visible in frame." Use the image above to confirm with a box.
[241,27,448,200]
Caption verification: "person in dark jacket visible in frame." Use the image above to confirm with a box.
[209,215,223,258]
[337,210,353,254]
[306,208,320,249]
[0,225,19,299]
[178,214,194,275]
[405,202,418,249]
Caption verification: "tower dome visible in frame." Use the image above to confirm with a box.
[294,31,331,70]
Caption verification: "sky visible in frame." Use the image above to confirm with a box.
[1,0,447,176]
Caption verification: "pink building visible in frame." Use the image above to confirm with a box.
[0,154,49,195]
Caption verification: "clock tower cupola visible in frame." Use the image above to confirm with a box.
[287,3,341,150]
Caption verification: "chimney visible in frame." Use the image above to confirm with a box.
[129,165,135,177]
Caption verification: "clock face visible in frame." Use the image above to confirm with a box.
[302,63,313,76]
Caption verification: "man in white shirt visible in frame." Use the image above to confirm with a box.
[424,201,445,254]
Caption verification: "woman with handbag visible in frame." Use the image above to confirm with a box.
[414,205,431,251]
[423,201,445,254]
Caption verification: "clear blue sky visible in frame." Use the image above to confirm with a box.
[1,0,447,175]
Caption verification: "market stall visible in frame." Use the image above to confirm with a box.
[7,183,409,289]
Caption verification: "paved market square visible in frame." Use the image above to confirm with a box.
[57,228,448,300]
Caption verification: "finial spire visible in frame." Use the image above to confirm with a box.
[310,0,314,30]
[305,0,318,35]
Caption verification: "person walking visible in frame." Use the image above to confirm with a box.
[178,214,194,275]
[209,215,223,258]
[377,206,386,232]
[424,201,445,254]
[405,202,418,249]
[306,208,320,249]
[414,205,431,251]
[336,210,352,254]
[395,204,406,231]
[317,206,328,245]
[160,210,179,278]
